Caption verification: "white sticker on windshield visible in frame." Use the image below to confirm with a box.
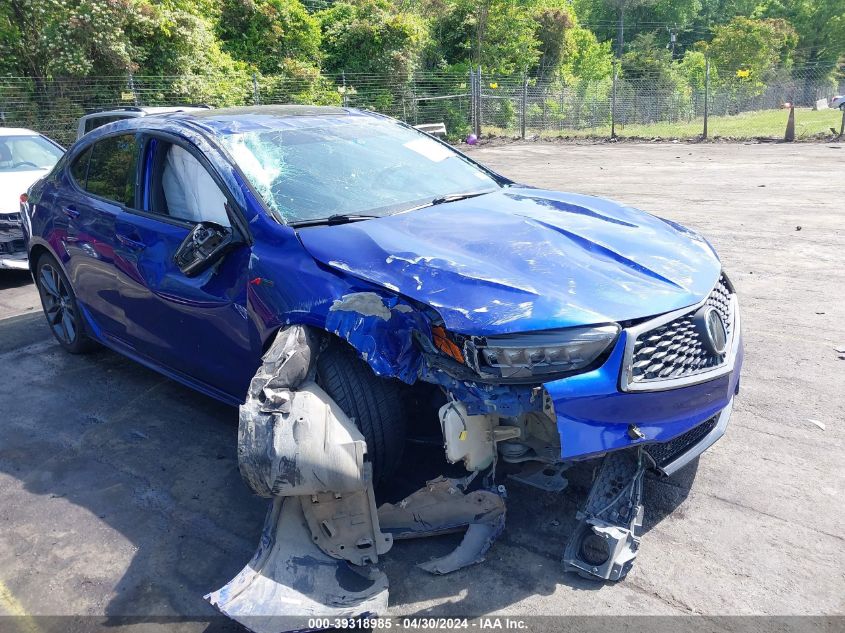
[403,137,453,163]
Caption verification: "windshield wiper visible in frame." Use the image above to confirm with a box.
[291,214,380,228]
[430,191,494,206]
[293,191,496,227]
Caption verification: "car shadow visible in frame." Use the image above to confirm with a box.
[0,269,33,290]
[0,313,695,627]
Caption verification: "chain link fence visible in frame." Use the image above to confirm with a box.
[1,63,842,147]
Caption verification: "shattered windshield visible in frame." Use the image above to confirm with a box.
[220,116,499,224]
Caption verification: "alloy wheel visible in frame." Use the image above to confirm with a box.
[38,263,77,345]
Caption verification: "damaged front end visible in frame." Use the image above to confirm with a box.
[211,270,741,630]
[208,325,511,631]
[207,326,391,631]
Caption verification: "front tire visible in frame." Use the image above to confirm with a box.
[35,253,96,354]
[316,341,407,488]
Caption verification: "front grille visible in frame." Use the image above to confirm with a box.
[645,415,718,468]
[630,274,734,383]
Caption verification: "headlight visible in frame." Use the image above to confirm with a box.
[477,324,620,379]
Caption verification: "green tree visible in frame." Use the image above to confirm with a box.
[318,0,428,77]
[423,0,475,68]
[533,3,576,78]
[622,32,681,87]
[138,2,253,106]
[560,27,614,82]
[760,0,845,69]
[706,16,798,78]
[217,0,322,74]
[678,49,716,90]
[573,0,659,57]
[475,0,541,74]
[0,0,146,77]
[140,1,248,77]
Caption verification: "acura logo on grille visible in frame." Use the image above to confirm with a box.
[696,306,728,356]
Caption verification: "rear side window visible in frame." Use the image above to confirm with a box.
[69,148,91,185]
[86,134,138,207]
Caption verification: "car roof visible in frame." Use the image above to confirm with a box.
[100,105,381,136]
[175,105,381,135]
[0,127,43,137]
[73,105,391,146]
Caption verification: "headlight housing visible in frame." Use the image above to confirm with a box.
[475,324,620,379]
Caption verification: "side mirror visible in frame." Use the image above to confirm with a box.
[174,221,240,277]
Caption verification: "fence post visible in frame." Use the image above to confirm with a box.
[611,62,618,139]
[559,76,564,135]
[475,66,482,139]
[252,73,260,105]
[520,74,527,139]
[469,67,475,136]
[839,107,844,138]
[703,57,710,139]
[341,71,348,108]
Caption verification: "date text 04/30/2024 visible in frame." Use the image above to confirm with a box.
[306,618,529,629]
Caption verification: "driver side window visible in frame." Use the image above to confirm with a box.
[144,138,230,227]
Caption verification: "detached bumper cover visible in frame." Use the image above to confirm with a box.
[545,302,742,462]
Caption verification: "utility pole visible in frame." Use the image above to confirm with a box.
[616,7,625,59]
[667,26,677,60]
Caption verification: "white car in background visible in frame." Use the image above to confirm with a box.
[0,128,64,270]
[831,95,845,110]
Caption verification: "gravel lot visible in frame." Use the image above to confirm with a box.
[0,142,843,626]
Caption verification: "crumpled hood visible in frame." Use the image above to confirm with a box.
[297,188,722,335]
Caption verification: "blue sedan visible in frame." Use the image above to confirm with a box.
[22,106,742,625]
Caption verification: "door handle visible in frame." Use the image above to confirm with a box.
[63,206,80,219]
[116,233,147,251]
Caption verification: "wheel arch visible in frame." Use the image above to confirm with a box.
[261,322,423,385]
[260,291,430,386]
[27,241,55,277]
